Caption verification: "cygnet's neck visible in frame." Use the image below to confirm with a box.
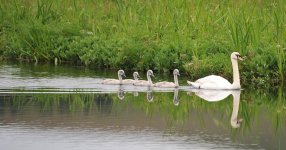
[118,74,123,83]
[174,74,179,86]
[133,75,138,81]
[147,74,153,85]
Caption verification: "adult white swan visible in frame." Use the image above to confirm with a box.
[155,69,180,88]
[187,52,243,90]
[133,70,154,86]
[102,70,126,85]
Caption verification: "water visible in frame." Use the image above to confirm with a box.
[0,63,285,150]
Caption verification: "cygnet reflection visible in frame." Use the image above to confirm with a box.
[133,91,139,96]
[117,88,125,100]
[173,88,179,106]
[146,88,153,102]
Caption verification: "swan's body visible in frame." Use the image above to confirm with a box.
[133,70,154,86]
[122,72,140,84]
[155,69,180,88]
[187,52,243,90]
[102,70,126,85]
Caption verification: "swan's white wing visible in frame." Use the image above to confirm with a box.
[103,79,115,82]
[194,75,232,89]
[156,83,176,88]
[122,79,135,84]
[195,75,230,84]
[155,81,174,87]
[102,79,120,84]
[155,81,169,85]
[134,80,153,86]
[133,80,147,85]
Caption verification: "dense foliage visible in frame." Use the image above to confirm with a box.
[0,0,285,86]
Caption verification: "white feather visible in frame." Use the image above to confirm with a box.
[187,52,242,90]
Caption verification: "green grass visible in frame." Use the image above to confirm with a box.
[0,0,285,86]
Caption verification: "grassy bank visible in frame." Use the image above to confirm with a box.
[0,0,285,87]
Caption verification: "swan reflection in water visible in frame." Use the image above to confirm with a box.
[190,89,242,128]
[117,87,154,102]
[146,88,179,105]
[173,88,179,106]
[117,88,125,100]
[133,91,139,97]
[146,87,153,102]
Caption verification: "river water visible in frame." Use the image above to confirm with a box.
[0,63,285,150]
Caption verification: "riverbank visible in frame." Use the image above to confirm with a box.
[0,0,285,87]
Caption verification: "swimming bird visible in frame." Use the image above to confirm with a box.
[133,70,154,86]
[187,52,243,90]
[155,69,180,88]
[122,72,140,84]
[102,70,126,85]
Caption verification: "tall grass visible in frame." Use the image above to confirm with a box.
[0,0,285,85]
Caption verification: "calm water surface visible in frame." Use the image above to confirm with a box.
[0,63,285,150]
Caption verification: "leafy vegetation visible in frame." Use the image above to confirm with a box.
[0,0,285,86]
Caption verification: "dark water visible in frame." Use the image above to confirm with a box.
[0,63,285,150]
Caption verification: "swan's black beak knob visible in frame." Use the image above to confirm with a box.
[236,54,244,61]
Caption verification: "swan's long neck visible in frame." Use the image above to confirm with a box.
[133,75,138,81]
[231,91,241,128]
[174,74,179,86]
[147,74,152,85]
[118,73,123,84]
[231,59,240,89]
